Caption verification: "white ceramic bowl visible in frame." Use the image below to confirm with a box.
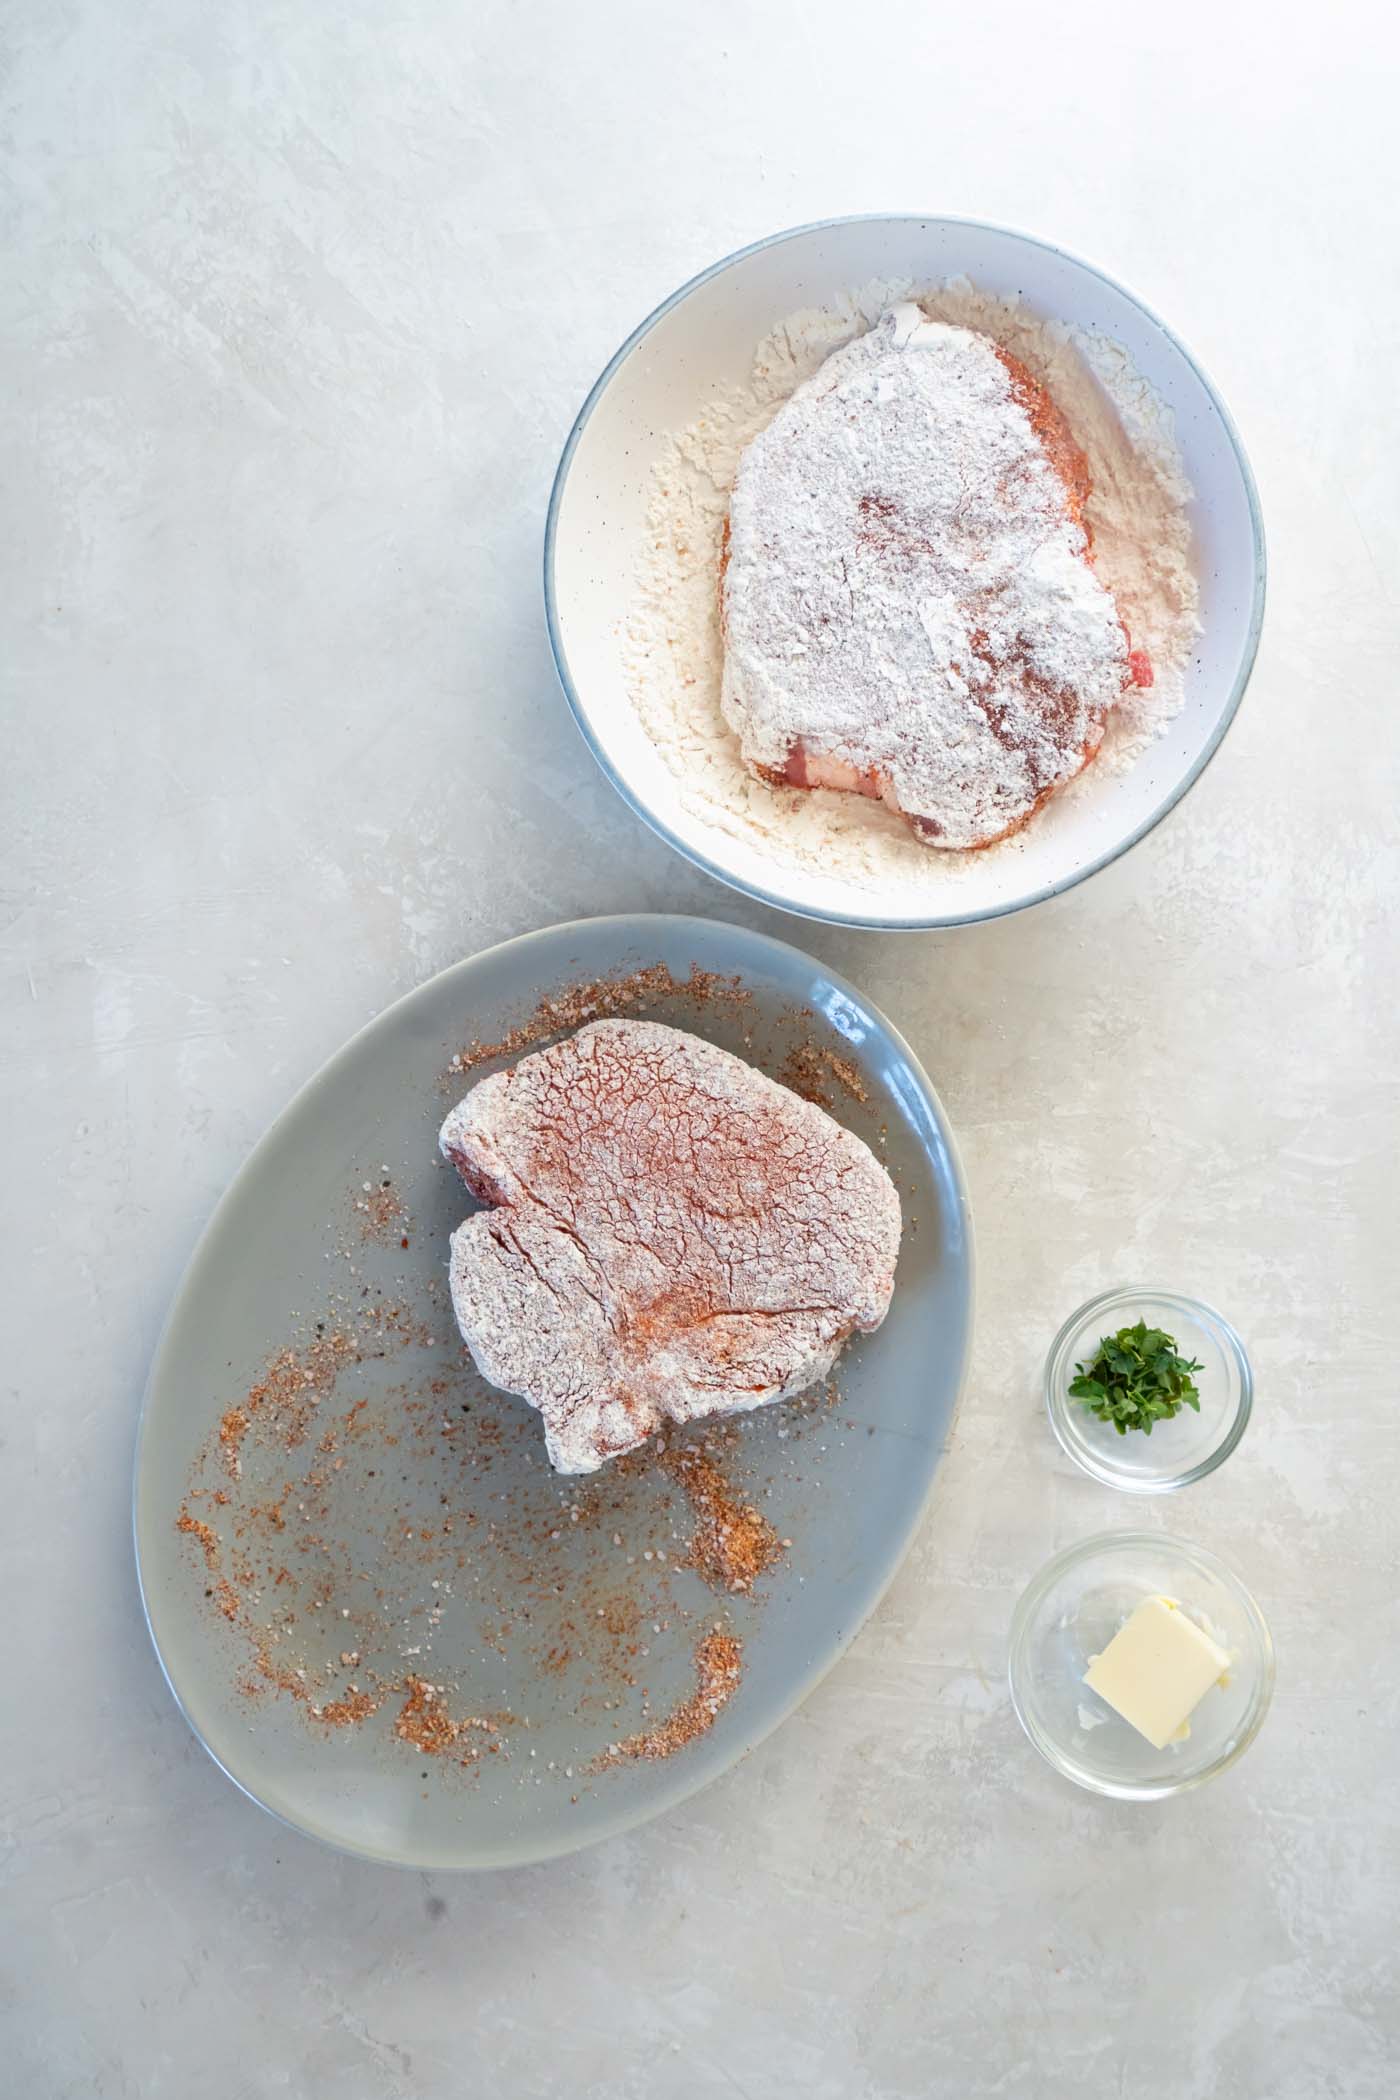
[546,216,1266,931]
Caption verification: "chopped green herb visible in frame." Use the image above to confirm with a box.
[1069,1320,1204,1437]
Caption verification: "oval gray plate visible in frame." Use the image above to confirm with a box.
[134,915,973,1868]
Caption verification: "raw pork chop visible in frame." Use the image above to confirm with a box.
[439,1018,902,1473]
[721,304,1153,851]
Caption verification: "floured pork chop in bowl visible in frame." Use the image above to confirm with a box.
[546,216,1265,929]
[720,305,1154,852]
[440,1018,902,1471]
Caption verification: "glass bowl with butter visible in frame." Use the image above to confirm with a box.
[1045,1288,1253,1493]
[1008,1531,1274,1798]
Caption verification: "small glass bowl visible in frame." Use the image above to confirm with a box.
[1008,1530,1274,1798]
[1045,1288,1252,1494]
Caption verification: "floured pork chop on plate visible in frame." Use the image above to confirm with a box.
[440,1018,902,1473]
[721,303,1153,850]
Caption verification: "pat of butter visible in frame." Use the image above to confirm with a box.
[1084,1595,1231,1750]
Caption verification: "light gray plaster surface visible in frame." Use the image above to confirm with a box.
[3,3,1397,2094]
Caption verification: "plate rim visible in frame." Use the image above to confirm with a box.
[543,212,1268,932]
[132,912,976,1869]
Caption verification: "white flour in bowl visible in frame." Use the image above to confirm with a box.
[620,276,1200,893]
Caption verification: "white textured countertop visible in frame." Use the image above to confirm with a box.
[4,4,1398,2094]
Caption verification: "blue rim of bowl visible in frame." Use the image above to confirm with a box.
[1043,1285,1254,1494]
[131,912,976,1869]
[543,213,1269,933]
[1007,1528,1276,1798]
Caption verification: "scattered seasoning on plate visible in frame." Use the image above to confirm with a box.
[313,1686,380,1729]
[175,1509,220,1569]
[593,1632,743,1769]
[443,961,750,1080]
[392,1678,511,1762]
[664,1447,783,1594]
[777,1040,869,1108]
[354,1177,407,1245]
